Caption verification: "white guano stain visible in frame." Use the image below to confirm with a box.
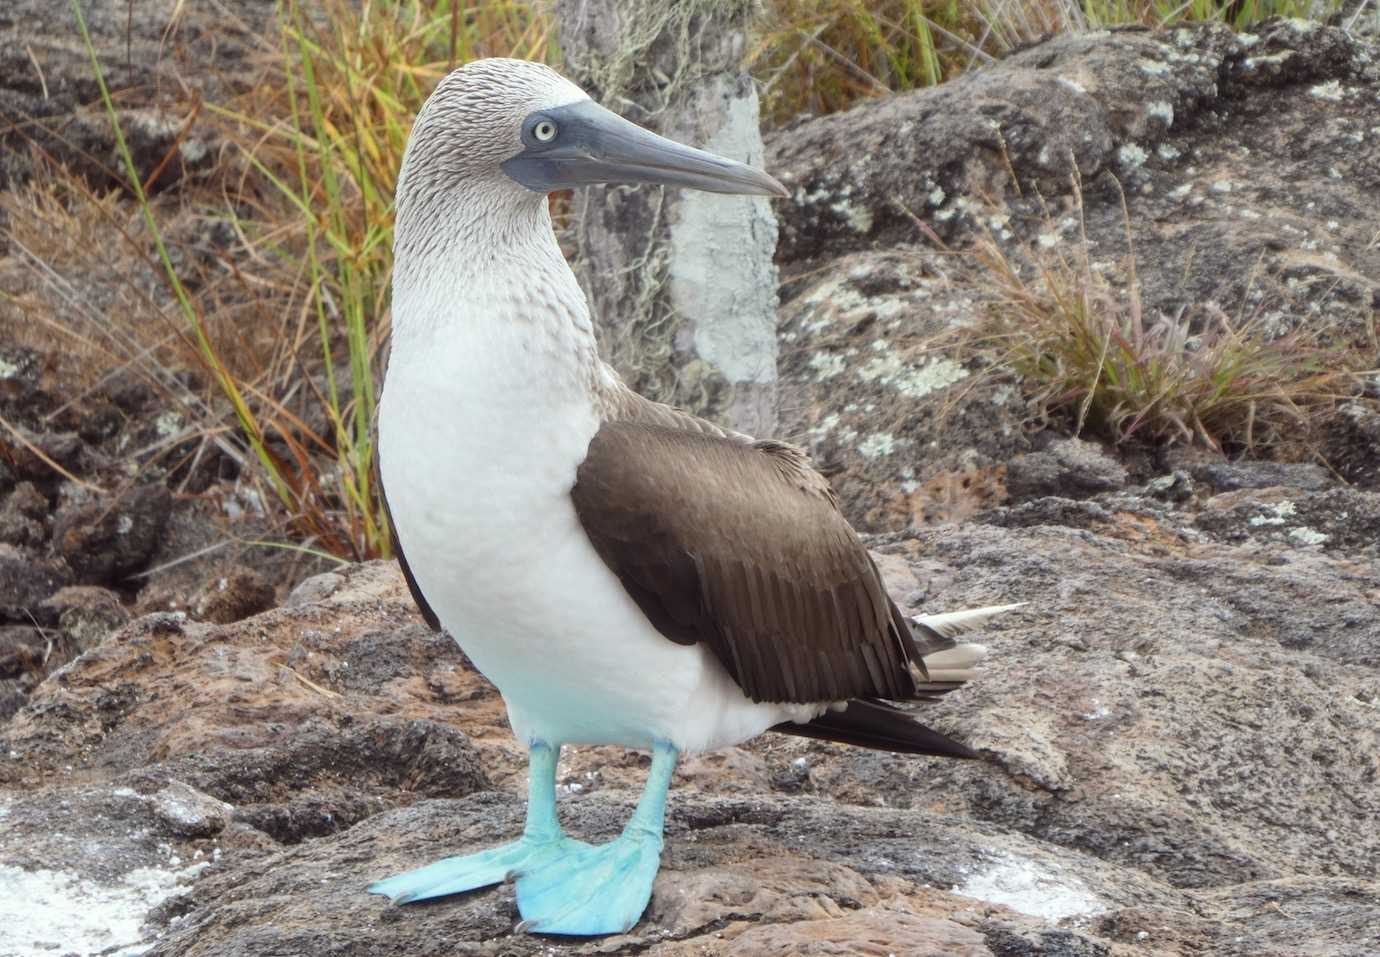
[955,856,1104,922]
[1309,80,1345,102]
[0,861,207,956]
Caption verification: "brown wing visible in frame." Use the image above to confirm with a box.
[571,420,923,704]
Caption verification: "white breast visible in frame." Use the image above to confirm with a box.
[381,239,822,752]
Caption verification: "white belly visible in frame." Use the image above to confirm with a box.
[379,338,818,753]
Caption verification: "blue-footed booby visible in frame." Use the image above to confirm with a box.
[371,57,1013,937]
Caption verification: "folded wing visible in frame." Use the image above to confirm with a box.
[571,421,925,705]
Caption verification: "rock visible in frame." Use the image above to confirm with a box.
[0,783,219,954]
[51,483,172,584]
[0,346,43,398]
[769,22,1377,278]
[3,480,47,519]
[1195,486,1380,554]
[0,492,44,548]
[0,543,73,623]
[1144,469,1194,502]
[4,563,490,801]
[0,624,45,680]
[0,619,69,719]
[2,429,85,480]
[1179,459,1333,493]
[0,679,33,721]
[720,908,989,956]
[149,780,234,838]
[776,248,1030,529]
[1005,439,1128,501]
[284,570,345,607]
[0,0,275,191]
[675,747,771,795]
[0,587,106,719]
[2,524,1376,955]
[1326,398,1380,488]
[102,372,158,416]
[874,518,1380,888]
[75,399,125,444]
[770,22,1380,524]
[189,567,275,624]
[40,585,131,651]
[140,795,1140,956]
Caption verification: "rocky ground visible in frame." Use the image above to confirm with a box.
[769,19,1380,525]
[1,0,318,725]
[0,341,321,723]
[3,477,1379,955]
[2,6,1379,957]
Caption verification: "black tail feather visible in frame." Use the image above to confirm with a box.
[771,698,978,759]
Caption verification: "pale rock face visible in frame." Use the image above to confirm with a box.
[667,80,781,434]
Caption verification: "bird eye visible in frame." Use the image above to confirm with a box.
[533,119,558,143]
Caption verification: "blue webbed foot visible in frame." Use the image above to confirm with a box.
[515,740,679,936]
[514,830,664,935]
[371,739,679,937]
[371,740,580,905]
[368,835,590,904]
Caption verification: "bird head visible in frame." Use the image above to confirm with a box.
[398,58,788,207]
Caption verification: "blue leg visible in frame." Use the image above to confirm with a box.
[369,741,588,904]
[515,740,678,936]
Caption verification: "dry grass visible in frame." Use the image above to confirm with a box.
[195,0,555,558]
[970,189,1360,455]
[43,0,557,561]
[0,166,279,500]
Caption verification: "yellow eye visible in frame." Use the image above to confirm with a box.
[533,120,557,143]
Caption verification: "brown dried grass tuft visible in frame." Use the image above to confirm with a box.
[969,186,1363,456]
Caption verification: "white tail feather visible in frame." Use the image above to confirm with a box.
[922,642,989,671]
[913,602,1025,639]
[910,603,1022,690]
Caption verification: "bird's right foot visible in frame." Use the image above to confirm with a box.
[369,835,590,904]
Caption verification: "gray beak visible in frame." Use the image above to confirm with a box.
[502,99,788,199]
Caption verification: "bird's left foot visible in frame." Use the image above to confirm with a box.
[514,829,664,936]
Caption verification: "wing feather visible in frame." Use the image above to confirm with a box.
[571,420,918,704]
